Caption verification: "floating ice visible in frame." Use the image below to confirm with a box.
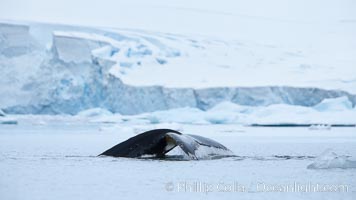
[313,96,353,112]
[0,109,18,124]
[308,124,331,131]
[0,117,18,125]
[142,107,209,124]
[307,149,356,169]
[77,108,113,118]
[136,101,356,125]
[76,108,123,124]
[0,109,5,117]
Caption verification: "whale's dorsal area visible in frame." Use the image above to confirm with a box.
[99,129,232,160]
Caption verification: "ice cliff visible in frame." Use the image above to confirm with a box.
[0,22,355,115]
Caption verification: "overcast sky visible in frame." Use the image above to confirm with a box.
[1,0,355,39]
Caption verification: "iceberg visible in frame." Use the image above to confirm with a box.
[76,108,113,118]
[140,107,208,124]
[0,109,5,117]
[120,100,356,125]
[307,149,356,169]
[308,124,331,130]
[314,96,353,112]
[0,109,18,125]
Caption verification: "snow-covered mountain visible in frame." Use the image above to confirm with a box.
[0,21,355,116]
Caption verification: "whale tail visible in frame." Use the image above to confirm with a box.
[99,129,232,160]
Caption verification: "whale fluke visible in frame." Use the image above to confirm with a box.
[99,129,232,160]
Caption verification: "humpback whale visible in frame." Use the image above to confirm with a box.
[99,129,232,160]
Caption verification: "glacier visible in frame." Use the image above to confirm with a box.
[0,21,356,118]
